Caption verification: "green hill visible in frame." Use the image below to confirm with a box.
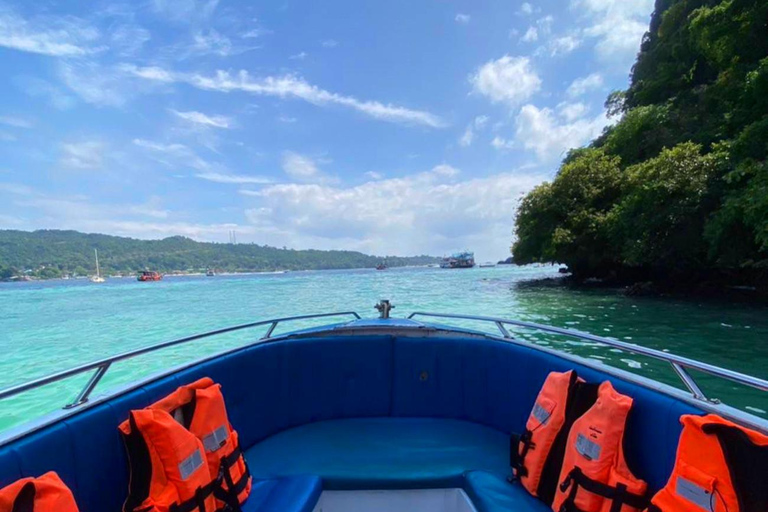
[513,0,768,290]
[0,230,439,280]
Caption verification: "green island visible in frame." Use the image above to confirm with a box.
[0,230,438,280]
[513,0,768,295]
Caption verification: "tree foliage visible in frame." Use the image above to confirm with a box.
[0,230,438,280]
[513,0,768,280]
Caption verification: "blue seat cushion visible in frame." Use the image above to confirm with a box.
[242,476,322,512]
[464,471,550,512]
[244,417,509,490]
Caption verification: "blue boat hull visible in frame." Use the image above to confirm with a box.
[0,320,765,512]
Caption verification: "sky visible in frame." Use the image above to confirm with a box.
[0,0,655,261]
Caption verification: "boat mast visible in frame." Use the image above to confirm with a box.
[94,249,101,278]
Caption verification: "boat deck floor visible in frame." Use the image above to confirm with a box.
[244,417,548,511]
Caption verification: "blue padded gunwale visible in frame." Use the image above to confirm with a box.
[0,332,714,512]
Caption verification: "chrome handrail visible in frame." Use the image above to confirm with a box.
[0,311,361,409]
[408,311,768,402]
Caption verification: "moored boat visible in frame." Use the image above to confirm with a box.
[137,270,162,282]
[0,301,766,512]
[441,251,476,268]
[89,249,106,283]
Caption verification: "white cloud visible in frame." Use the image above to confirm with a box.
[110,24,151,56]
[133,138,213,171]
[124,65,445,127]
[0,116,33,129]
[241,167,544,258]
[558,102,589,121]
[190,30,233,56]
[365,171,383,180]
[491,136,514,150]
[282,152,326,182]
[521,27,538,42]
[59,61,153,107]
[289,51,308,60]
[459,127,474,147]
[133,139,189,156]
[0,8,99,57]
[133,138,270,184]
[0,186,180,230]
[571,0,654,65]
[537,15,554,36]
[455,13,471,24]
[170,109,232,129]
[566,72,604,97]
[519,3,535,15]
[60,141,105,169]
[278,115,297,123]
[179,30,261,59]
[431,164,460,178]
[513,104,610,161]
[547,35,581,56]
[195,172,272,184]
[321,39,338,48]
[459,115,489,147]
[471,56,541,107]
[241,20,272,39]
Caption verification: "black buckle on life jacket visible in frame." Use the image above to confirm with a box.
[558,467,649,512]
[213,444,251,512]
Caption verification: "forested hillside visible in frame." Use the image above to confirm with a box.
[0,230,438,279]
[513,0,768,289]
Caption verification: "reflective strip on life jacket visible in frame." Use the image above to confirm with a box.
[119,378,252,512]
[552,381,648,512]
[0,472,79,512]
[512,370,600,505]
[648,414,768,512]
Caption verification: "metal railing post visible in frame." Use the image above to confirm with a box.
[65,363,111,409]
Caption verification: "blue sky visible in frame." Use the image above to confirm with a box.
[0,0,654,260]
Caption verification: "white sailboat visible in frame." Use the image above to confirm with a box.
[90,249,106,283]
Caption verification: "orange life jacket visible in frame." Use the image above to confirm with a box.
[648,414,768,512]
[119,378,251,512]
[552,381,648,512]
[0,472,79,512]
[512,370,600,505]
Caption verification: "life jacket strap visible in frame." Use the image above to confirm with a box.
[509,429,533,480]
[558,467,649,512]
[170,481,218,512]
[219,444,251,496]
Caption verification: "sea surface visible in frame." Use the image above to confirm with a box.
[1,265,767,432]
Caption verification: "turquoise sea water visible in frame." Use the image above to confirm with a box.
[1,265,767,432]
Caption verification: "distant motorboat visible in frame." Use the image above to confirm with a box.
[478,262,496,268]
[206,269,216,277]
[137,271,162,282]
[90,249,106,283]
[440,251,475,269]
[376,263,387,271]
